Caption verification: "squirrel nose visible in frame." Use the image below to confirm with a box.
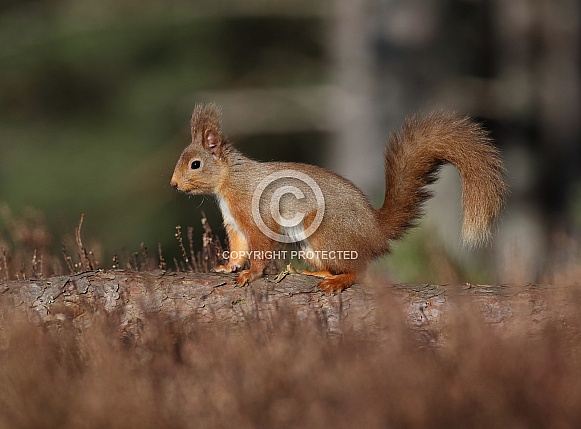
[170,178,178,189]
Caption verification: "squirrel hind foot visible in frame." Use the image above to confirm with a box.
[317,273,358,294]
[300,269,333,278]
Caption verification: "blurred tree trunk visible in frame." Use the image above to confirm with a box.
[1,270,574,343]
[327,0,442,201]
[491,0,545,283]
[327,0,384,198]
[491,0,581,284]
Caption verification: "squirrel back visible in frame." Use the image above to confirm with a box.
[171,104,507,292]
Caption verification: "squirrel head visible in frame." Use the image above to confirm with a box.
[170,103,228,195]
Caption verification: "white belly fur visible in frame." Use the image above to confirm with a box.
[217,196,245,239]
[284,224,313,252]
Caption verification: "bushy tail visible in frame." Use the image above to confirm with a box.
[378,111,507,246]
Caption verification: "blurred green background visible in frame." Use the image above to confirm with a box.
[1,0,580,283]
[0,1,330,272]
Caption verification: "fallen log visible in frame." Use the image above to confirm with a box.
[1,270,576,343]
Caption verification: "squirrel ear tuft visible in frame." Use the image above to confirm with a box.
[190,103,225,160]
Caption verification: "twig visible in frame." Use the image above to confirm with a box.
[140,243,149,270]
[62,244,75,275]
[175,225,192,271]
[112,254,119,269]
[201,213,225,272]
[187,226,199,272]
[158,243,167,271]
[75,213,95,271]
[1,247,9,281]
[31,249,39,279]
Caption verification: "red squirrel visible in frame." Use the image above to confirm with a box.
[170,103,507,293]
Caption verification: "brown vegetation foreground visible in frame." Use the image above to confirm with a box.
[1,270,581,428]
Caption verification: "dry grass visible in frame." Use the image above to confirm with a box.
[0,206,225,281]
[0,204,59,280]
[1,292,581,429]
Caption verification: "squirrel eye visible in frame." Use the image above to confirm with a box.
[190,160,201,170]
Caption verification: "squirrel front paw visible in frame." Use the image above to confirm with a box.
[212,263,239,274]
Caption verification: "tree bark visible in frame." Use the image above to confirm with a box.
[1,270,574,343]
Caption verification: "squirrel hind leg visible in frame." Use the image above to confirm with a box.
[317,272,357,294]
